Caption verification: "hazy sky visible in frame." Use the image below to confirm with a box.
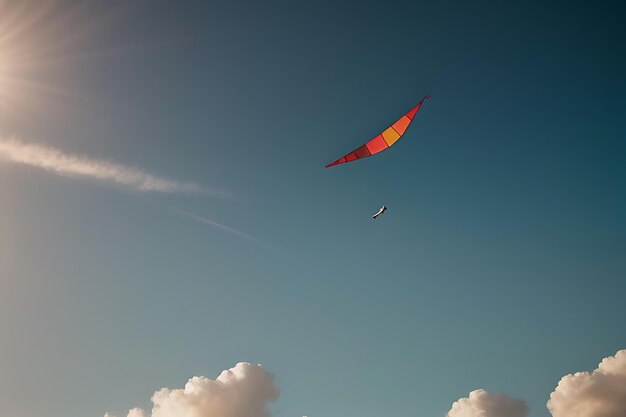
[0,1,624,417]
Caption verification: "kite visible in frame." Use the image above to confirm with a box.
[325,96,431,168]
[372,205,387,219]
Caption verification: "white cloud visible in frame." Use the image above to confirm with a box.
[105,412,145,417]
[0,136,201,193]
[447,389,528,417]
[106,362,279,417]
[547,349,626,417]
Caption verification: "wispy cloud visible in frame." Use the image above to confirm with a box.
[177,210,274,250]
[0,136,202,193]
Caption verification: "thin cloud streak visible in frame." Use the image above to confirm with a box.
[177,210,274,250]
[0,136,202,193]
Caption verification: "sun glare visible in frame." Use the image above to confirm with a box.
[0,48,6,85]
[0,0,53,116]
[0,0,119,124]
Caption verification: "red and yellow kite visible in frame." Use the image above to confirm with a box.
[325,96,431,168]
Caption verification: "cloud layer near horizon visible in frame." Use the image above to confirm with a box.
[547,349,626,417]
[446,389,528,417]
[106,362,279,417]
[0,136,201,193]
[446,349,626,417]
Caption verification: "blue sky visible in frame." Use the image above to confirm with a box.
[0,1,624,417]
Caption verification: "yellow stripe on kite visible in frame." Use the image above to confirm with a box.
[381,127,401,146]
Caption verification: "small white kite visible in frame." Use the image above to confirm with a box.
[372,205,387,219]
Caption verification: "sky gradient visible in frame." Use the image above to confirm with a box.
[0,1,625,417]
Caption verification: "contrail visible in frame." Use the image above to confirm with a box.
[0,136,202,193]
[176,210,274,250]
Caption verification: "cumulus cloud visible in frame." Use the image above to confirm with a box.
[0,136,202,193]
[547,349,626,417]
[106,362,279,417]
[447,389,529,417]
[105,409,146,417]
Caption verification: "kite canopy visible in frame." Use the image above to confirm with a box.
[325,96,431,168]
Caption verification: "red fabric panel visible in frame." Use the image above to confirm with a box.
[344,152,358,162]
[354,145,371,159]
[405,102,422,120]
[325,156,346,167]
[391,116,411,136]
[365,134,388,155]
